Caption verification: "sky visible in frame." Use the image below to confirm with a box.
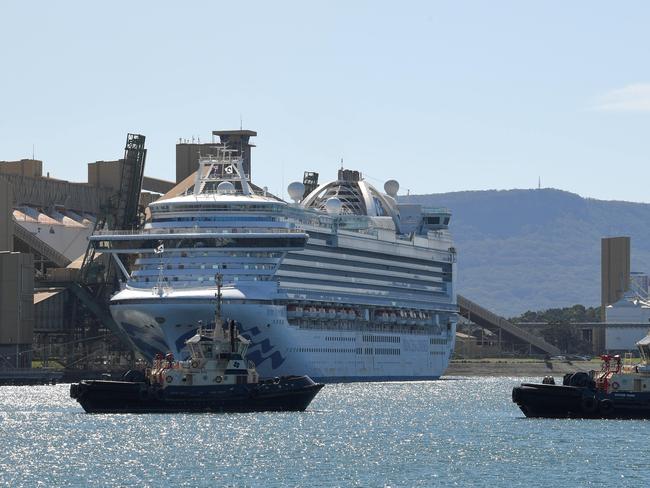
[2,1,650,202]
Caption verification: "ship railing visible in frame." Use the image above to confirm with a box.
[421,206,452,215]
[92,227,304,236]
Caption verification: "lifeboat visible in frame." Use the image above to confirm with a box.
[374,310,385,323]
[416,311,427,325]
[318,307,327,319]
[305,306,319,319]
[408,311,418,325]
[327,308,337,320]
[346,308,356,320]
[336,308,348,319]
[397,311,407,325]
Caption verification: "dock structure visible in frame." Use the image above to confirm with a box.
[0,130,263,376]
[0,134,176,376]
[458,294,562,356]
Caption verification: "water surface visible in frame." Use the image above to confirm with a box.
[1,377,648,487]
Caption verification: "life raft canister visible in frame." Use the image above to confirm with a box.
[611,381,620,390]
[214,376,223,383]
[166,375,173,383]
[191,359,200,369]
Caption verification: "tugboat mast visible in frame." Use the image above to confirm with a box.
[215,273,223,327]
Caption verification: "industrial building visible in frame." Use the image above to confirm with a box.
[0,131,259,381]
[597,236,650,353]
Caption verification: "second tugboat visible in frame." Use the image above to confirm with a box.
[70,275,324,413]
[512,332,650,419]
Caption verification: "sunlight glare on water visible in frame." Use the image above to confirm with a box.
[1,378,649,487]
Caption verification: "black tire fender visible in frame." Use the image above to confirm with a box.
[581,395,598,414]
[599,399,615,416]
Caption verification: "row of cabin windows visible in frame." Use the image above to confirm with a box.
[137,263,275,271]
[133,275,265,283]
[120,237,304,252]
[425,217,451,225]
[151,216,284,223]
[138,251,283,261]
[362,335,400,343]
[430,338,449,345]
[289,346,401,356]
[326,336,356,342]
[374,348,400,355]
[152,204,284,212]
[430,351,447,356]
[159,251,283,258]
[289,347,361,354]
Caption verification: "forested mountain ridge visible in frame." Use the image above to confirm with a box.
[401,189,650,316]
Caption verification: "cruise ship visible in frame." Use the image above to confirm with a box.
[91,145,458,381]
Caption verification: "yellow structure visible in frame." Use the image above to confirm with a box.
[601,237,631,315]
[0,159,42,178]
[88,159,123,191]
[0,178,12,252]
[599,236,631,354]
[0,252,34,367]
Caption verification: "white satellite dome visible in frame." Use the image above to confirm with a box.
[384,179,399,198]
[287,181,305,203]
[216,181,236,194]
[325,197,342,215]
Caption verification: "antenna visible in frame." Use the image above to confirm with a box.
[340,158,343,169]
[32,144,34,160]
[538,176,541,190]
[240,114,243,130]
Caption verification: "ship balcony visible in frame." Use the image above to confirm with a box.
[92,227,304,237]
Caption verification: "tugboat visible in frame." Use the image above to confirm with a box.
[70,275,324,413]
[512,332,650,419]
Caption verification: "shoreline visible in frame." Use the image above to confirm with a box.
[444,359,602,377]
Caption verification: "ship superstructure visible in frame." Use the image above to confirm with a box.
[91,142,458,381]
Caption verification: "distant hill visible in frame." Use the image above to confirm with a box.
[401,189,650,316]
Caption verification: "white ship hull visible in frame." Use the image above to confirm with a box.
[110,293,456,381]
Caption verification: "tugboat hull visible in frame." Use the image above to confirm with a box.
[70,376,323,414]
[512,382,650,419]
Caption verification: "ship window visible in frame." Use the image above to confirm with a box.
[443,217,450,225]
